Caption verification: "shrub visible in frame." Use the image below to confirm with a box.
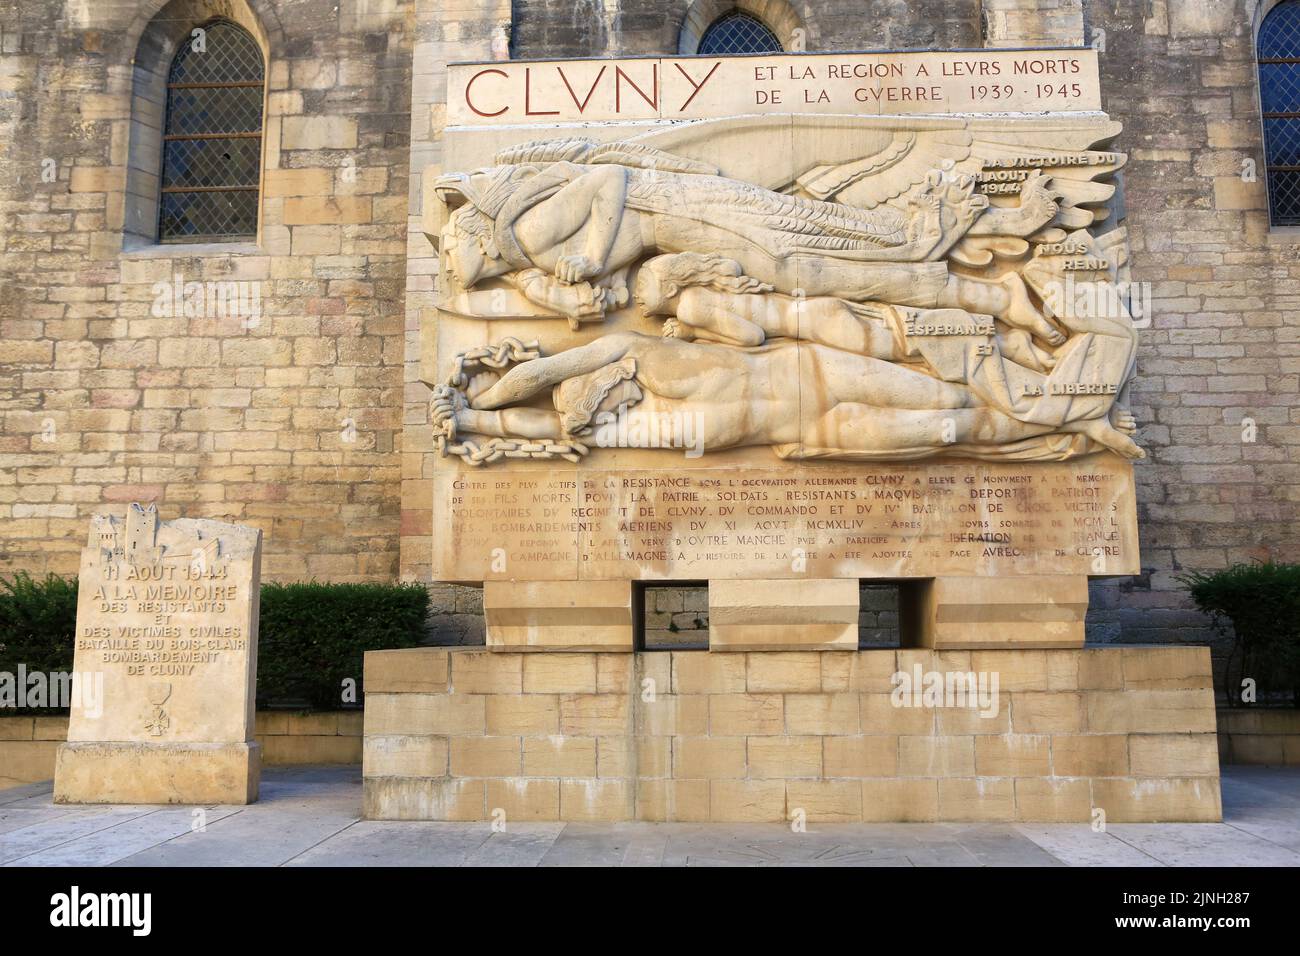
[0,573,79,714]
[256,581,429,710]
[1182,562,1300,708]
[0,572,78,674]
[0,575,428,713]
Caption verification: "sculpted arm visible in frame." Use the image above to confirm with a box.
[966,174,1064,238]
[472,333,639,409]
[510,268,611,323]
[515,163,630,283]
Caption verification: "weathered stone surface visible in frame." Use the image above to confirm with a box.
[362,646,1222,822]
[906,576,1091,650]
[54,742,259,805]
[55,506,262,804]
[484,581,634,651]
[709,579,859,651]
[1,0,1290,658]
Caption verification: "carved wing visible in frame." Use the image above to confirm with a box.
[612,114,975,209]
[493,137,719,176]
[793,128,974,207]
[967,117,1126,231]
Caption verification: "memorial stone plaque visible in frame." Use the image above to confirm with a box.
[54,504,261,804]
[423,48,1141,650]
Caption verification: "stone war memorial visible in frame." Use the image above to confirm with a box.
[54,503,262,805]
[362,47,1222,824]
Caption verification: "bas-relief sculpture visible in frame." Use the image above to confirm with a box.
[422,61,1143,596]
[427,117,1141,466]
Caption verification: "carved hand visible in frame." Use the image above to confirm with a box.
[431,384,466,439]
[556,254,599,284]
[1017,172,1062,228]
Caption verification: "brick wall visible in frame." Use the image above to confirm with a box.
[1081,0,1300,652]
[0,0,413,581]
[0,711,362,788]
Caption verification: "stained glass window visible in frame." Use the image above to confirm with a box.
[697,11,783,55]
[1260,1,1300,226]
[159,20,264,242]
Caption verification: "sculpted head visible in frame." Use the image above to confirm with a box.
[634,253,773,317]
[633,259,678,317]
[441,205,500,290]
[552,359,640,436]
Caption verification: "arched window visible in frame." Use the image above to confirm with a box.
[697,11,784,55]
[158,20,265,242]
[1260,0,1300,226]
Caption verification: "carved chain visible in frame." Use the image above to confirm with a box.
[445,337,542,388]
[435,337,590,466]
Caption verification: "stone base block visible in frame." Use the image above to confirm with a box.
[484,581,634,651]
[708,579,858,651]
[904,575,1089,649]
[362,646,1222,823]
[54,741,260,805]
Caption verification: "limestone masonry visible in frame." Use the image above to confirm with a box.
[54,505,261,804]
[362,646,1222,823]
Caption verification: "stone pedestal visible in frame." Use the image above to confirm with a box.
[55,742,259,805]
[708,579,859,651]
[484,581,634,652]
[903,575,1090,650]
[362,645,1222,823]
[54,505,262,805]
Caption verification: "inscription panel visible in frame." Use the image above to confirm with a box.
[430,50,1143,591]
[448,49,1103,126]
[67,506,260,745]
[435,457,1138,582]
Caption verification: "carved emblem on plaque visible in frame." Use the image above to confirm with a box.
[144,682,172,737]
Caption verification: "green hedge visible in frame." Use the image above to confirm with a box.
[257,582,428,710]
[0,575,428,713]
[1182,562,1300,708]
[0,573,78,712]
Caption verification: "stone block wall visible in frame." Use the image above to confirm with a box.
[0,0,414,581]
[0,716,66,789]
[1218,709,1300,765]
[362,646,1222,822]
[1080,0,1300,650]
[399,0,1300,658]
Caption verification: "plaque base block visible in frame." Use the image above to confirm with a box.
[708,579,859,651]
[904,575,1090,650]
[484,581,634,652]
[54,741,260,805]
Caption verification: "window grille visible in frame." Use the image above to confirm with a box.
[158,20,265,242]
[1260,1,1300,226]
[697,11,783,55]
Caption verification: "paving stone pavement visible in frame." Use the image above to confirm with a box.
[1,766,1297,867]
